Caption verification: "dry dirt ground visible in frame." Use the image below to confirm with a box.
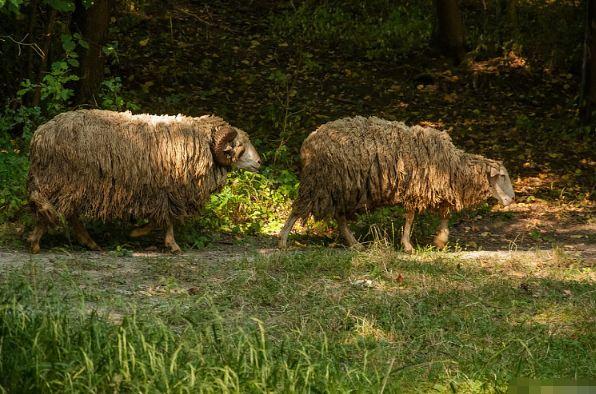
[0,221,593,280]
[449,199,595,262]
[1,196,594,270]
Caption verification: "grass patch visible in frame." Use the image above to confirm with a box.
[0,248,593,392]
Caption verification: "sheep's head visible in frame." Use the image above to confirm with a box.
[212,126,261,172]
[488,163,515,206]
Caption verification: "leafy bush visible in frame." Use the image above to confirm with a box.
[190,167,299,238]
[0,105,43,144]
[0,150,28,221]
[0,56,75,222]
[0,106,40,221]
[99,76,140,111]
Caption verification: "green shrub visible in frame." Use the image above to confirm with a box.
[0,150,28,221]
[189,167,299,239]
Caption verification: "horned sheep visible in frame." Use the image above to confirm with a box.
[278,116,515,251]
[27,109,261,253]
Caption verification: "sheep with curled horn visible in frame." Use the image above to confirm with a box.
[278,116,515,252]
[27,109,262,254]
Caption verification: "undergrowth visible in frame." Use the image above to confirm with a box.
[269,2,433,60]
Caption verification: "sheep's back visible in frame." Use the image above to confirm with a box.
[293,116,468,220]
[28,110,227,223]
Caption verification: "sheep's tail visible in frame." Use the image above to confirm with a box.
[29,190,61,226]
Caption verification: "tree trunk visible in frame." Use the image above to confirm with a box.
[26,0,40,83]
[32,7,57,107]
[580,0,596,123]
[71,0,112,105]
[506,0,518,29]
[433,0,466,64]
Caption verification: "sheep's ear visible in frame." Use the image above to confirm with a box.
[490,166,500,178]
[232,145,245,161]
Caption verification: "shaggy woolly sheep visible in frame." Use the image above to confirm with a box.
[27,109,261,253]
[278,116,514,251]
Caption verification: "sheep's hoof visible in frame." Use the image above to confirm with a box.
[168,244,182,254]
[78,240,101,251]
[30,244,40,254]
[433,240,447,250]
[402,244,414,254]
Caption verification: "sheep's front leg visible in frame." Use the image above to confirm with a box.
[401,210,415,253]
[69,216,101,251]
[164,221,182,254]
[336,215,363,250]
[278,212,299,248]
[433,213,450,250]
[27,222,47,254]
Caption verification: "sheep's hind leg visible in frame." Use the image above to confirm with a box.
[401,210,415,253]
[433,213,450,250]
[27,222,47,254]
[337,215,363,250]
[69,216,101,251]
[27,191,55,253]
[129,222,154,238]
[164,221,182,254]
[278,212,299,248]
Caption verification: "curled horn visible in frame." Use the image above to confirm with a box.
[212,126,237,166]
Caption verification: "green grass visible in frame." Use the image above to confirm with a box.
[0,247,594,392]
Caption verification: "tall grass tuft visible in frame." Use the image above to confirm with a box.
[0,275,387,392]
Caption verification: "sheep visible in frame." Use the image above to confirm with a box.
[27,109,261,253]
[278,116,514,251]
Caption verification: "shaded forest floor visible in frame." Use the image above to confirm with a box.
[1,1,594,258]
[14,1,593,257]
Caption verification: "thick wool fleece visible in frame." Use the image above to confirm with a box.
[28,109,231,225]
[292,116,499,221]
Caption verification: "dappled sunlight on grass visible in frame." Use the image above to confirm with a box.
[530,303,594,337]
[0,243,594,391]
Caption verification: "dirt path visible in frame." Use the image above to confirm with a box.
[1,237,592,273]
[0,242,269,271]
